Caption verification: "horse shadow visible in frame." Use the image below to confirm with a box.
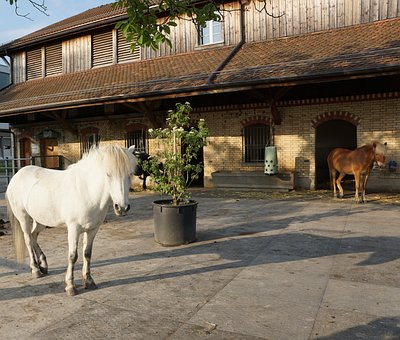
[1,197,399,300]
[316,316,400,339]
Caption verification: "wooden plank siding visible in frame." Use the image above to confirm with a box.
[62,36,92,73]
[141,2,242,59]
[12,51,26,84]
[243,0,400,43]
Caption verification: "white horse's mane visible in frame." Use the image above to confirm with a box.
[78,145,134,178]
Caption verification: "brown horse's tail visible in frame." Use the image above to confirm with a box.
[6,193,26,264]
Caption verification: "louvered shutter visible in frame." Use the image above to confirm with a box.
[92,30,113,67]
[26,48,42,80]
[117,30,140,63]
[46,43,62,76]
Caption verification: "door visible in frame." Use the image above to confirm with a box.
[40,138,59,169]
[315,120,356,189]
[19,138,32,167]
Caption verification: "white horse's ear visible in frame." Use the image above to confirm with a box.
[128,145,135,154]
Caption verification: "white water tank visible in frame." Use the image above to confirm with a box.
[264,146,278,175]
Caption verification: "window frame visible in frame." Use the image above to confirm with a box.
[80,132,101,155]
[242,123,270,164]
[126,129,148,154]
[198,17,224,46]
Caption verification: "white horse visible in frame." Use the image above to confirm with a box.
[6,145,137,296]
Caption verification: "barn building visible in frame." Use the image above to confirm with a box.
[0,1,399,191]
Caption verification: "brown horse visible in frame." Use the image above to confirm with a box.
[327,142,387,203]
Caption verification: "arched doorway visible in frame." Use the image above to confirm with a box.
[315,119,357,189]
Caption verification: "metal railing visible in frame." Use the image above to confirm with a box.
[0,155,71,185]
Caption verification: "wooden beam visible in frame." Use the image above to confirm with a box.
[41,111,78,136]
[124,100,162,128]
[270,99,281,125]
[245,88,289,125]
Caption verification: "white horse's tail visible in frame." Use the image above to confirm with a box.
[6,194,26,263]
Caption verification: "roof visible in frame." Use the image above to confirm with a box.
[0,17,398,116]
[0,46,235,115]
[0,3,124,51]
[217,17,400,85]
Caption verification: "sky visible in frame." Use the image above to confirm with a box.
[0,0,114,45]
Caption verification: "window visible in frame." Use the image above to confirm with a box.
[126,129,148,153]
[81,132,101,155]
[198,19,223,45]
[243,124,270,163]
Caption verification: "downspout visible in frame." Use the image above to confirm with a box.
[207,2,245,84]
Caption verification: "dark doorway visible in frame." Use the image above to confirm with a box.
[315,120,357,189]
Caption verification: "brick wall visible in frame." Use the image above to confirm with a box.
[12,96,400,191]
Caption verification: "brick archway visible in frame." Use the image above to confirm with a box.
[311,111,360,128]
[241,116,272,127]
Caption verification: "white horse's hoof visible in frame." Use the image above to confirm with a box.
[83,278,98,290]
[39,266,48,275]
[32,269,44,278]
[65,286,78,296]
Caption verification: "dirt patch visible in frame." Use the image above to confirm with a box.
[188,188,400,205]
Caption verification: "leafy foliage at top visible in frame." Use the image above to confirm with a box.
[115,0,221,51]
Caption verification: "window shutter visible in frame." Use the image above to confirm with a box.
[92,30,113,67]
[117,30,140,63]
[45,43,62,76]
[26,48,42,80]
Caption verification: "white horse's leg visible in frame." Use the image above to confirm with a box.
[82,227,99,290]
[19,217,43,278]
[65,225,80,296]
[336,173,345,198]
[32,221,48,275]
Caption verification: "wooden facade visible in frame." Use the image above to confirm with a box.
[9,0,400,81]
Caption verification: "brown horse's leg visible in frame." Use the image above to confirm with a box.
[354,171,361,203]
[336,173,345,198]
[361,171,370,203]
[330,168,337,197]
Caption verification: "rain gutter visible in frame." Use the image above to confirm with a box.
[207,2,245,84]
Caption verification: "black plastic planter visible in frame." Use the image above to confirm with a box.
[152,199,197,246]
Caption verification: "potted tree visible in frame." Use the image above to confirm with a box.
[143,102,208,246]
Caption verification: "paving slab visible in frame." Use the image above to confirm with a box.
[1,189,400,339]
